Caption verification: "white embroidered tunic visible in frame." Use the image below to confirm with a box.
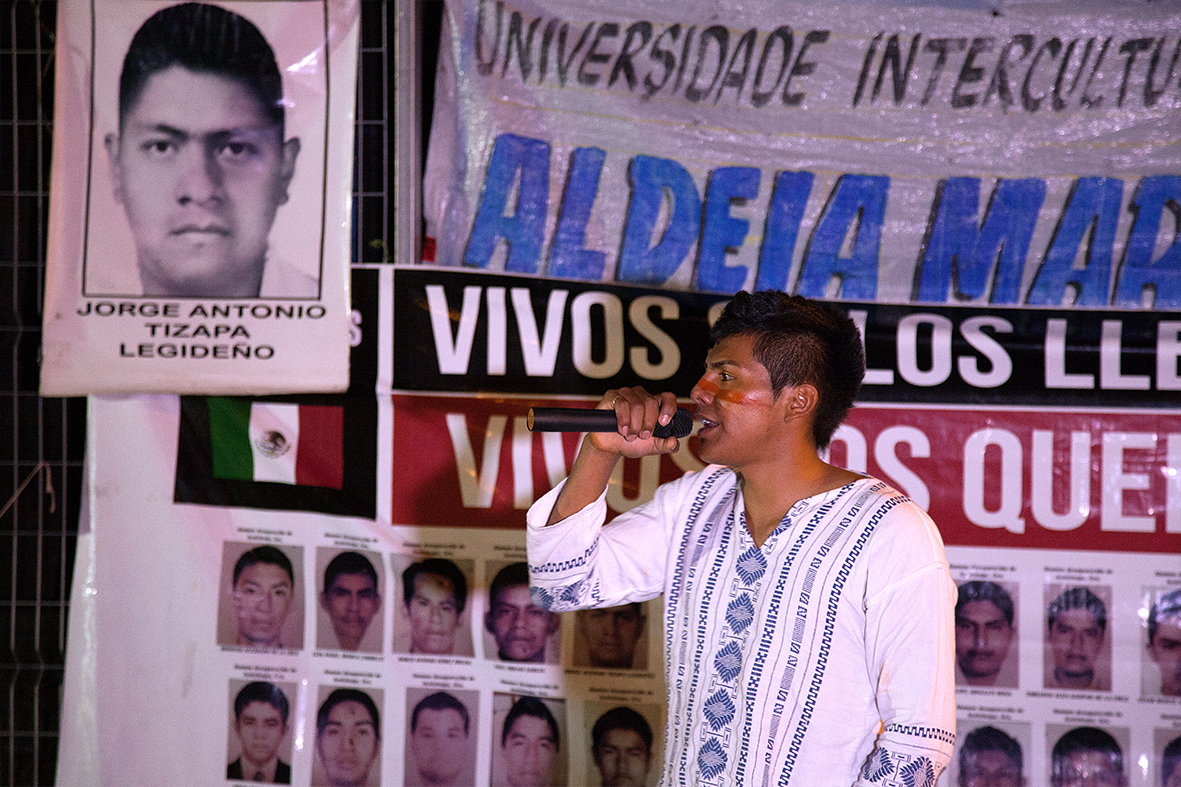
[527,466,956,787]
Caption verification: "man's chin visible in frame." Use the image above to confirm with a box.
[141,252,261,297]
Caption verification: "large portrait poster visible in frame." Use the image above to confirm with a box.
[40,0,359,395]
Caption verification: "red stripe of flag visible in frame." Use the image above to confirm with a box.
[296,405,344,490]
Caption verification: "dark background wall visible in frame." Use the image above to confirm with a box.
[0,2,441,783]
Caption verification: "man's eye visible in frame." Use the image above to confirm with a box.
[219,141,258,159]
[142,140,175,155]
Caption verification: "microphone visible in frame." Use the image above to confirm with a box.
[527,406,695,439]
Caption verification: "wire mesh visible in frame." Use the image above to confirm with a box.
[0,1,412,783]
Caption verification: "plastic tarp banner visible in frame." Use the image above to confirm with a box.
[424,0,1181,310]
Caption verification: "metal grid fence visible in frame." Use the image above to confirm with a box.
[0,1,418,783]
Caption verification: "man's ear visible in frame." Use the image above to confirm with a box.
[320,591,330,612]
[484,611,495,635]
[546,612,560,635]
[276,137,301,205]
[104,133,125,204]
[783,383,818,421]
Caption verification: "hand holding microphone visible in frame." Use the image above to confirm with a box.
[527,404,694,438]
[527,388,693,454]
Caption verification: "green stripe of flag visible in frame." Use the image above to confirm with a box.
[208,397,254,481]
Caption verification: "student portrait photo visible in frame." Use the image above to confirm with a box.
[1044,584,1112,692]
[316,548,383,653]
[485,561,560,664]
[226,679,294,784]
[312,687,383,787]
[1145,587,1181,698]
[491,694,566,787]
[393,555,475,657]
[404,688,478,787]
[955,722,1028,787]
[218,542,304,650]
[588,704,660,787]
[955,580,1018,688]
[84,1,328,298]
[573,603,648,671]
[1160,731,1181,787]
[1048,726,1129,787]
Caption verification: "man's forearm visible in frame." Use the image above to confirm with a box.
[545,435,620,525]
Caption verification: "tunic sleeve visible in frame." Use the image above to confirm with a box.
[853,503,958,786]
[525,471,701,611]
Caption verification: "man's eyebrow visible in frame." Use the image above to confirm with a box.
[705,357,740,369]
[131,122,189,138]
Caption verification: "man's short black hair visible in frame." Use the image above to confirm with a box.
[489,562,530,610]
[1051,727,1123,786]
[234,681,289,726]
[1163,734,1181,786]
[316,688,381,741]
[957,581,1015,626]
[1047,587,1107,634]
[411,691,470,736]
[1149,588,1181,645]
[402,557,468,614]
[709,290,865,450]
[119,2,284,133]
[233,545,294,587]
[591,706,652,755]
[323,551,378,594]
[958,726,1021,783]
[501,696,559,751]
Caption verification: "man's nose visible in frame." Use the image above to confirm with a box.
[691,376,714,404]
[177,146,224,203]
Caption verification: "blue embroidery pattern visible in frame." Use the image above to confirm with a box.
[883,724,957,747]
[734,546,767,584]
[862,747,895,782]
[702,690,736,731]
[726,595,755,634]
[900,756,936,787]
[863,749,938,787]
[713,640,743,684]
[698,738,728,781]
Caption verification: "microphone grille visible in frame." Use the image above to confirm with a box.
[653,407,694,439]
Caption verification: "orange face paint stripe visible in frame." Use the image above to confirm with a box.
[693,376,745,403]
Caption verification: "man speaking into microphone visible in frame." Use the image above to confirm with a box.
[526,291,956,787]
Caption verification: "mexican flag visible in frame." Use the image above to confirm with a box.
[174,396,376,518]
[208,398,344,489]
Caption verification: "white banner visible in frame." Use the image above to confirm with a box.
[56,267,1181,787]
[424,0,1181,309]
[41,0,359,395]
